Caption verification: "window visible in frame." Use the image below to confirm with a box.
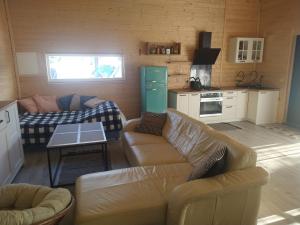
[46,54,124,81]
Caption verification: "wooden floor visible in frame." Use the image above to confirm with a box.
[221,122,300,225]
[13,122,300,225]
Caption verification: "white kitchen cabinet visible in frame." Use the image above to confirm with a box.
[0,101,24,185]
[177,94,189,115]
[236,90,249,120]
[247,90,279,124]
[168,92,200,119]
[228,37,264,63]
[222,91,237,122]
[168,92,189,115]
[188,93,200,119]
[0,125,11,184]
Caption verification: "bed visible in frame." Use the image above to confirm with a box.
[19,101,123,145]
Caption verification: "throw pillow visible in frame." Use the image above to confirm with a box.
[18,97,38,113]
[32,95,61,113]
[57,94,74,111]
[202,149,227,178]
[80,95,96,110]
[84,97,106,108]
[69,94,81,111]
[188,142,227,181]
[135,112,167,136]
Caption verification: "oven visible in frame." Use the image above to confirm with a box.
[200,92,223,117]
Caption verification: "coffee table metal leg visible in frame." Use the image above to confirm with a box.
[46,148,53,187]
[103,143,109,171]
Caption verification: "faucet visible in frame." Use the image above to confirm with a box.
[235,71,245,86]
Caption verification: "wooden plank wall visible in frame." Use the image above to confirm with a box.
[7,0,260,118]
[0,0,17,100]
[257,0,300,122]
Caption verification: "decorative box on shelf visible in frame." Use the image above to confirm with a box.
[141,42,181,55]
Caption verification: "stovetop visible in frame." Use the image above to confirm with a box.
[196,86,220,91]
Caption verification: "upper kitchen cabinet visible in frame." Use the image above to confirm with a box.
[228,38,264,63]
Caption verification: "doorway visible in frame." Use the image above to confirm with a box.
[287,35,300,128]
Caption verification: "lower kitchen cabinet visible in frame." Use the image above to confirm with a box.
[222,91,238,122]
[168,92,189,115]
[236,90,249,120]
[247,90,279,124]
[0,102,24,185]
[168,89,279,125]
[188,93,200,119]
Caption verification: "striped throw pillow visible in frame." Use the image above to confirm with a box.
[188,142,227,180]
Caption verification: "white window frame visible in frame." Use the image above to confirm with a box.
[45,53,125,82]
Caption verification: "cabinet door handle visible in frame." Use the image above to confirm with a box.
[191,94,199,96]
[152,89,157,91]
[5,111,10,123]
[179,94,187,96]
[226,97,234,100]
[151,80,157,83]
[226,106,233,109]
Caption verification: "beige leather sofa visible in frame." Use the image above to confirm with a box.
[75,109,269,225]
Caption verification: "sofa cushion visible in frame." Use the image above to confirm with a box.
[124,131,166,146]
[75,163,192,225]
[0,184,71,225]
[135,112,167,136]
[131,143,186,166]
[163,109,257,171]
[163,110,214,158]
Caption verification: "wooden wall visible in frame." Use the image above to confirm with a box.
[0,0,17,100]
[257,0,300,122]
[7,0,260,118]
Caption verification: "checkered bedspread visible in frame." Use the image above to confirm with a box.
[19,101,123,145]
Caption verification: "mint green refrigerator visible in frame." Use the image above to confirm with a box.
[140,66,168,113]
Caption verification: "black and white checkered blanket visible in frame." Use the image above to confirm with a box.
[19,101,123,145]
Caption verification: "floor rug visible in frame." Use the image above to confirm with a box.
[209,123,242,131]
[56,152,105,186]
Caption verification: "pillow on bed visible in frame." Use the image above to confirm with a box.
[32,95,61,113]
[80,95,96,110]
[57,94,74,111]
[18,97,39,113]
[69,94,81,111]
[84,97,105,108]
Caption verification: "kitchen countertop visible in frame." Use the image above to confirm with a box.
[169,86,279,94]
[0,100,16,111]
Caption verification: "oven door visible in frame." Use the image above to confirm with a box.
[200,98,223,117]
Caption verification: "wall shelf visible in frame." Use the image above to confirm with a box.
[168,74,187,77]
[140,42,181,55]
[166,60,192,64]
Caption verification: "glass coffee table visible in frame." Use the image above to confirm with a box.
[46,122,108,187]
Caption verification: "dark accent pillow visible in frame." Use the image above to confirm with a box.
[202,149,227,178]
[188,143,227,181]
[57,94,74,111]
[135,112,167,136]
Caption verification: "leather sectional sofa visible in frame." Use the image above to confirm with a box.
[75,109,269,225]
